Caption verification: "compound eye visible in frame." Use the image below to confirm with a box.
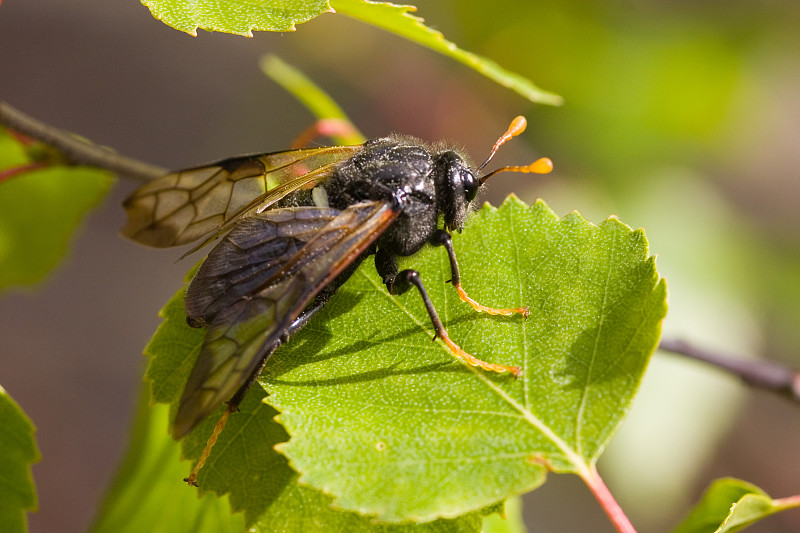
[463,170,480,201]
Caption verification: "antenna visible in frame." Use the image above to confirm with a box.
[477,116,553,184]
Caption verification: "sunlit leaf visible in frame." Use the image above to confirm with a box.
[0,130,112,290]
[143,196,665,524]
[673,477,800,533]
[266,197,666,521]
[107,367,477,532]
[138,0,560,105]
[331,0,562,105]
[0,386,40,533]
[139,0,332,36]
[141,280,489,530]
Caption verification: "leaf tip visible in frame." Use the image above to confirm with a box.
[500,193,528,209]
[273,441,288,455]
[477,200,497,213]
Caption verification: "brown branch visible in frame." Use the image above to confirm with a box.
[659,338,800,403]
[0,101,166,181]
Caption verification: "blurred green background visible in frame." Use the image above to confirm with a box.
[1,0,799,531]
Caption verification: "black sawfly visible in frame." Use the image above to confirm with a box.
[122,116,553,485]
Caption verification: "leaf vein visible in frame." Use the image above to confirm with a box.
[354,247,588,476]
[573,236,616,457]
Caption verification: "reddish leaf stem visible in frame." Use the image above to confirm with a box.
[0,162,48,184]
[5,128,36,146]
[774,494,800,507]
[583,465,637,533]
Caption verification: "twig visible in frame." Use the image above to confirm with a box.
[659,338,800,403]
[0,101,166,181]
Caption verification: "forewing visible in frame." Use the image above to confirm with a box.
[173,201,400,438]
[121,145,362,248]
[184,207,341,322]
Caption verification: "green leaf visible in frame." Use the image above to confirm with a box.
[142,278,489,530]
[140,0,332,36]
[482,497,526,533]
[0,386,40,533]
[331,0,563,105]
[144,280,207,405]
[139,0,561,105]
[89,383,245,533]
[263,197,666,522]
[0,130,113,290]
[673,478,800,533]
[144,197,665,524]
[186,384,487,531]
[0,129,27,167]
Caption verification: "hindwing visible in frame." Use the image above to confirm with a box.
[173,201,399,437]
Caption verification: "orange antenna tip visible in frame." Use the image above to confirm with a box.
[526,157,553,174]
[507,116,527,137]
[478,116,529,172]
[479,157,554,184]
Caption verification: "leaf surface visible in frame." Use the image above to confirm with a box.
[138,1,560,105]
[140,0,332,36]
[0,130,112,290]
[98,371,480,532]
[142,281,487,530]
[265,197,667,521]
[0,386,40,533]
[90,385,245,533]
[673,477,800,533]
[331,0,562,105]
[143,196,665,524]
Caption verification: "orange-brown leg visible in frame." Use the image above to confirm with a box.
[376,249,521,377]
[184,295,332,486]
[184,405,234,486]
[430,229,529,318]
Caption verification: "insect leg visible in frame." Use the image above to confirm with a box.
[429,229,529,318]
[375,249,521,377]
[184,290,333,486]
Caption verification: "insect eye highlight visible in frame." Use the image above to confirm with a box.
[463,170,480,202]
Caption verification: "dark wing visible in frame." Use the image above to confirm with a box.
[172,201,400,438]
[121,145,362,248]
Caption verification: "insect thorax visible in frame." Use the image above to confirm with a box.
[330,138,444,256]
[275,137,474,257]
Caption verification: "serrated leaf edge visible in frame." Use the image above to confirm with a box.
[141,0,334,37]
[270,196,665,522]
